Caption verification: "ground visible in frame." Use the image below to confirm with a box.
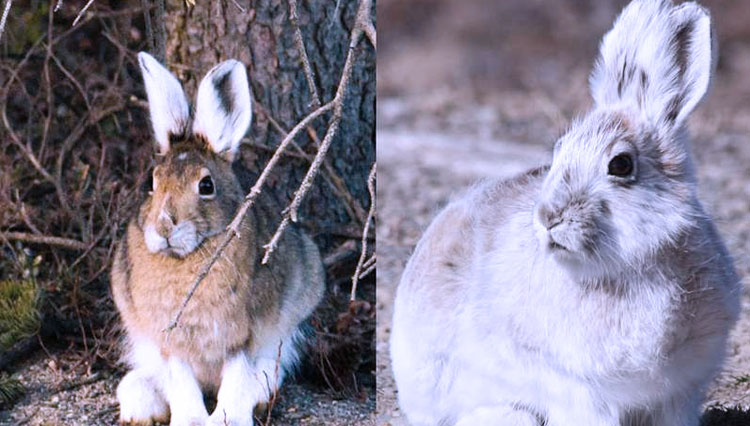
[0,350,375,425]
[375,80,750,425]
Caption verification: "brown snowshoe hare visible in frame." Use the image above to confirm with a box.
[110,52,325,426]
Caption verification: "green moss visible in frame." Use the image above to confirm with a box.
[0,373,24,408]
[0,279,40,352]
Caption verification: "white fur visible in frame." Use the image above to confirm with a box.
[193,60,252,161]
[117,369,169,424]
[207,330,302,426]
[391,1,739,426]
[138,52,190,154]
[590,0,712,127]
[164,357,209,425]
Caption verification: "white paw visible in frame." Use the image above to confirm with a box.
[169,415,209,426]
[455,406,539,426]
[205,409,253,426]
[117,371,169,424]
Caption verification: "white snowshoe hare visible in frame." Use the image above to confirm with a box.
[110,52,325,425]
[390,1,741,425]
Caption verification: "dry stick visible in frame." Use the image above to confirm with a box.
[359,0,375,50]
[141,0,155,52]
[257,102,366,223]
[260,0,371,264]
[289,0,320,108]
[0,0,11,42]
[72,0,96,26]
[164,102,334,333]
[165,0,374,331]
[350,162,376,301]
[0,232,88,251]
[152,0,166,63]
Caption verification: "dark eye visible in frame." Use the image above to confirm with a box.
[608,153,634,177]
[198,175,215,196]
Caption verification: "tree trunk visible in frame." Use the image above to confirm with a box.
[161,0,376,256]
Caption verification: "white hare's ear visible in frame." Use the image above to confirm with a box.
[137,52,190,155]
[193,60,252,162]
[589,0,713,128]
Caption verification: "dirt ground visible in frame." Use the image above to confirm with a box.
[0,349,375,426]
[375,82,750,425]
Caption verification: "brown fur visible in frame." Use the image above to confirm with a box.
[111,137,325,391]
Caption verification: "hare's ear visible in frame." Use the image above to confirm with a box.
[193,60,252,162]
[137,52,190,155]
[589,0,713,128]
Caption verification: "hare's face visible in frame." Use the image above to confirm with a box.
[134,52,253,258]
[533,110,693,276]
[531,0,714,278]
[139,144,242,258]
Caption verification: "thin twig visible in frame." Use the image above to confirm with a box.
[0,232,88,251]
[153,0,167,62]
[257,102,366,223]
[54,0,63,12]
[72,0,96,27]
[289,0,320,108]
[164,101,334,332]
[0,0,11,42]
[141,0,154,52]
[165,0,375,331]
[231,0,246,13]
[359,0,375,49]
[350,162,375,301]
[261,0,370,264]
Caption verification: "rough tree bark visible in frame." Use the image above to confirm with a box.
[160,0,376,255]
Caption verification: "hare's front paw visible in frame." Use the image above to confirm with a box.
[117,370,169,425]
[455,406,540,426]
[205,410,253,426]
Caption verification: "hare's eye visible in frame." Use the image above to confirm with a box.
[198,175,215,197]
[608,153,633,177]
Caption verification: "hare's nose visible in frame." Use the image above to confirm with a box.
[536,204,561,230]
[158,209,178,226]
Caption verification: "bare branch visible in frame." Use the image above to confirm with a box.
[165,0,374,331]
[350,162,376,301]
[165,101,334,332]
[0,232,88,251]
[153,0,167,62]
[141,0,155,52]
[72,0,96,27]
[0,0,11,42]
[289,0,320,108]
[261,1,370,263]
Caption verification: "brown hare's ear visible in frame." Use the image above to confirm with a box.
[137,52,190,155]
[192,60,252,162]
[589,0,713,129]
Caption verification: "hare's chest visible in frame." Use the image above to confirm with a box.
[129,256,253,360]
[480,275,679,376]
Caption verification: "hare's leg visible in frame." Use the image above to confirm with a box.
[117,340,169,424]
[207,333,299,426]
[163,357,209,425]
[545,384,621,426]
[455,405,541,426]
[648,393,701,426]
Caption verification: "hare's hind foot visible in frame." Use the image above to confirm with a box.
[117,370,169,425]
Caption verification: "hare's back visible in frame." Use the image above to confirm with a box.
[397,166,547,313]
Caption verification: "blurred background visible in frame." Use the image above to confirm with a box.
[377,1,750,425]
